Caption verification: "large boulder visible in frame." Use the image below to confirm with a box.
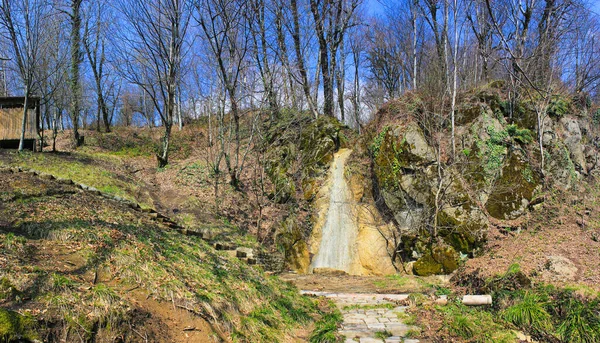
[372,123,489,271]
[559,116,586,174]
[485,149,541,220]
[413,244,460,276]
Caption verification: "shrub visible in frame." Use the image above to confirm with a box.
[506,124,534,144]
[592,109,600,126]
[547,96,571,118]
[502,291,552,332]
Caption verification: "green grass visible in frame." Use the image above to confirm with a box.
[6,151,151,207]
[441,302,516,343]
[555,294,600,343]
[502,291,552,332]
[374,330,393,339]
[309,305,342,343]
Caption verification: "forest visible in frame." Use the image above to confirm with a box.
[1,0,598,162]
[1,0,600,342]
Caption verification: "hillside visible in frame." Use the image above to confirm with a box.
[0,166,321,342]
[1,83,600,342]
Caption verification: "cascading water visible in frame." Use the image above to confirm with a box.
[311,149,359,274]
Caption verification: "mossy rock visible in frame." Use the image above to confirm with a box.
[264,112,344,203]
[372,123,435,192]
[457,104,485,125]
[546,141,577,190]
[0,308,36,342]
[511,100,538,130]
[275,215,310,272]
[485,149,541,220]
[438,209,487,254]
[299,115,343,169]
[413,254,443,276]
[0,278,21,302]
[413,245,460,276]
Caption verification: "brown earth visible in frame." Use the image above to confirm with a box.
[280,272,448,294]
[462,187,600,293]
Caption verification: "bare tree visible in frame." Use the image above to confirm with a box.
[119,0,191,167]
[0,0,52,151]
[195,0,251,189]
[309,0,360,117]
[83,0,112,132]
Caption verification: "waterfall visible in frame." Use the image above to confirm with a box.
[311,149,359,274]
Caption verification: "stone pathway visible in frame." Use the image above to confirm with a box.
[301,291,420,343]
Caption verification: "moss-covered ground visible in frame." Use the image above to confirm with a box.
[0,169,319,342]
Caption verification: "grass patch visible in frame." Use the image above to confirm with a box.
[374,330,393,339]
[502,291,552,332]
[0,174,319,342]
[441,302,516,343]
[7,151,145,205]
[309,304,342,343]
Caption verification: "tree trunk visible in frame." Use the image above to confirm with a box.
[290,0,318,118]
[70,0,83,147]
[18,86,30,152]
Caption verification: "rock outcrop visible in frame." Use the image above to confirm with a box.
[368,85,598,276]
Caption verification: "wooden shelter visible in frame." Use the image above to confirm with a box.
[0,96,40,150]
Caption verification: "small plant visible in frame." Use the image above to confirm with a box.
[506,124,534,144]
[556,296,600,343]
[502,291,552,332]
[592,109,600,126]
[547,95,571,118]
[374,330,393,339]
[371,126,390,158]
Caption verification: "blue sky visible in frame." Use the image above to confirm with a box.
[365,0,384,16]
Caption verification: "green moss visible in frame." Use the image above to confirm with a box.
[432,245,460,273]
[485,151,540,220]
[547,95,572,118]
[413,254,443,276]
[437,211,483,254]
[0,308,36,342]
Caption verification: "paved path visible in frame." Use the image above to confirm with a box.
[301,291,420,343]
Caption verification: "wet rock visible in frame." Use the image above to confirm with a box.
[312,268,348,276]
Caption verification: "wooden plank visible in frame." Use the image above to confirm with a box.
[0,108,37,140]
